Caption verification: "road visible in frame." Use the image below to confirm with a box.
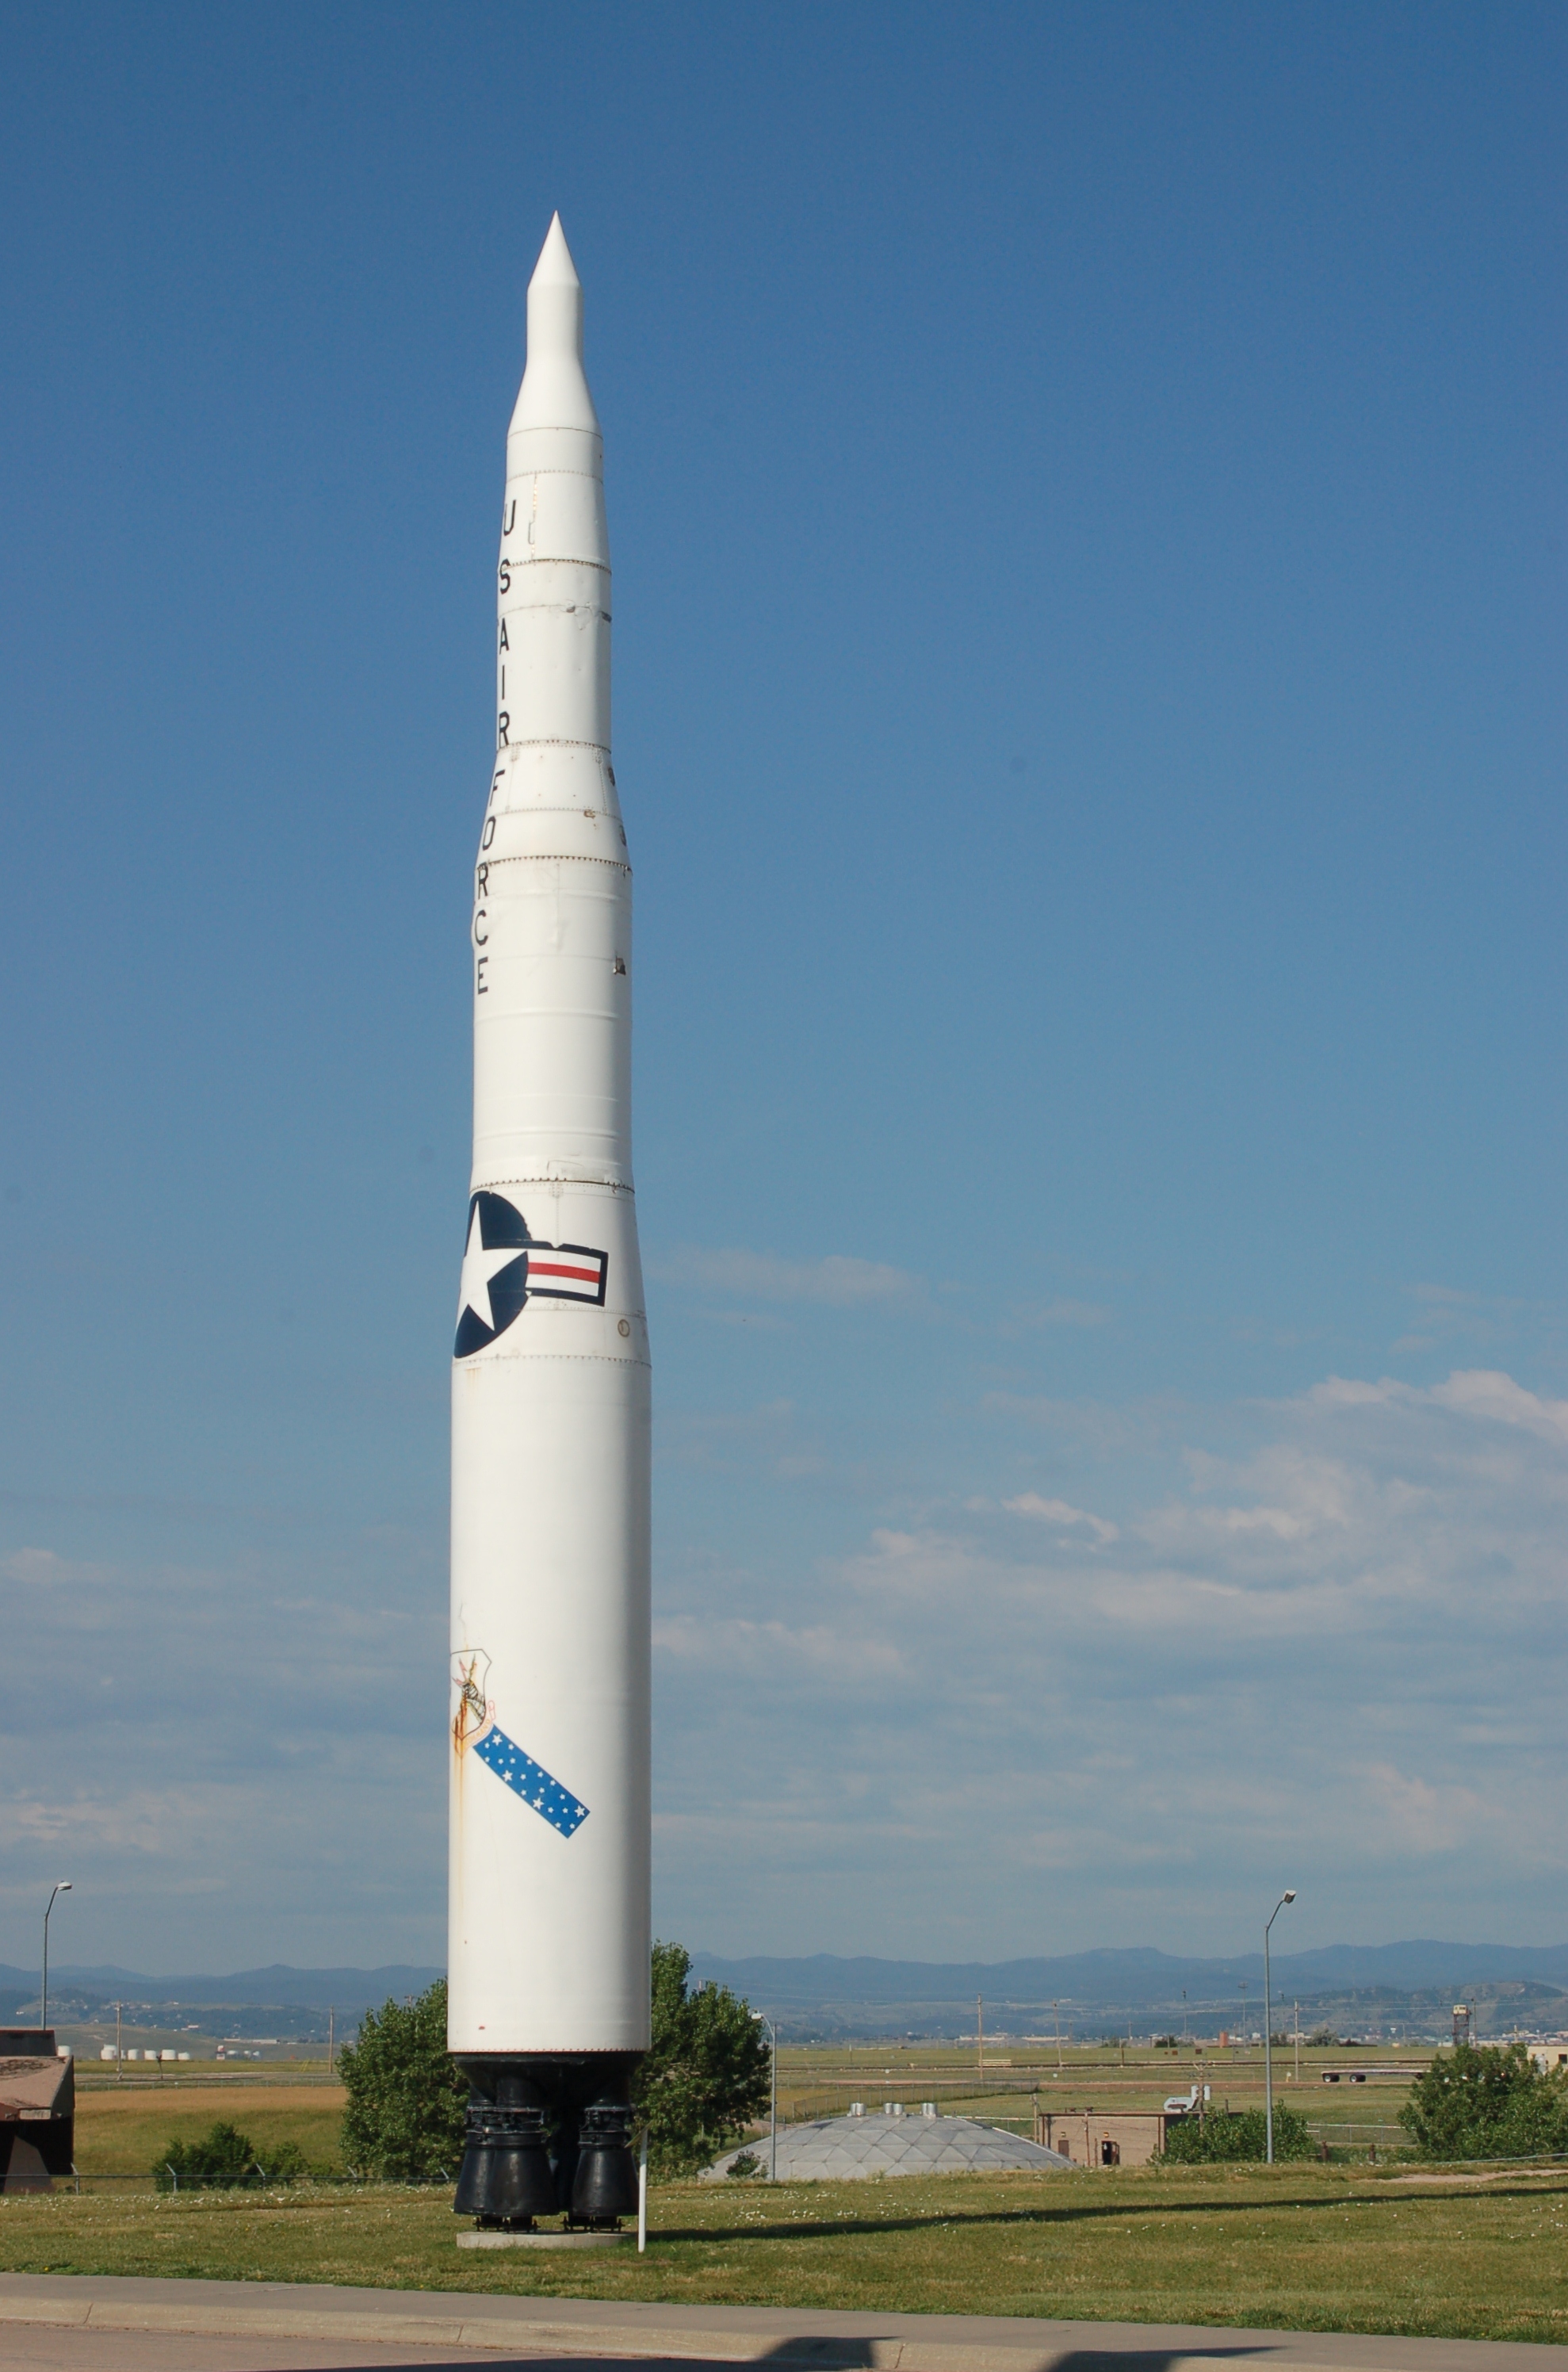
[2,2275,1565,2372]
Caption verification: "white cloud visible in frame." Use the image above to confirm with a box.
[1001,1492,1120,1543]
[651,1245,924,1307]
[651,1368,1568,1953]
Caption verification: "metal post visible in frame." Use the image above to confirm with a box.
[751,2010,778,2180]
[115,2001,122,2081]
[1264,1889,1296,2164]
[41,1880,71,2032]
[637,2124,648,2251]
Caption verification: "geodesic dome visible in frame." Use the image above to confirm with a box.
[702,2110,1073,2181]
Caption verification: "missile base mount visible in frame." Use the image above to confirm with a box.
[453,2053,641,2232]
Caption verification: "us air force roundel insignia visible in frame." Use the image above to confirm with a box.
[454,1191,610,1359]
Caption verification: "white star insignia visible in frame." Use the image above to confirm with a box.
[457,1201,526,1333]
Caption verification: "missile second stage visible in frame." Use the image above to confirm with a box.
[448,214,651,2232]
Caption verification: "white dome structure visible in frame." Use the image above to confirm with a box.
[702,2110,1073,2182]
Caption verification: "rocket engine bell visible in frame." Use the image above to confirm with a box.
[448,215,651,2232]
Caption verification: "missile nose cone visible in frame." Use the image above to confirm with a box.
[512,212,600,435]
[530,210,580,291]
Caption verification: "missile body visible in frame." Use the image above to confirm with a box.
[449,216,650,2229]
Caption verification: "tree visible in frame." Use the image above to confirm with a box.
[632,1941,771,2176]
[1161,2104,1314,2163]
[1399,2043,1568,2163]
[338,1977,468,2179]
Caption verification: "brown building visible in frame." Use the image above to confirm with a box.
[0,2029,75,2192]
[1034,2107,1171,2167]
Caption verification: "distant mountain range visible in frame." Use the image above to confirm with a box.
[686,1944,1568,2037]
[691,1942,1568,2006]
[3,1942,1564,2039]
[0,1961,443,2030]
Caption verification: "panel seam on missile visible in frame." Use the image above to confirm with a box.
[462,1353,651,1368]
[504,557,610,575]
[480,856,631,874]
[472,1177,637,1192]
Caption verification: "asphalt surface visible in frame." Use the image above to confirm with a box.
[2,2278,1566,2372]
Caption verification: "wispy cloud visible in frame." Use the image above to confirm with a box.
[1000,1492,1120,1543]
[997,1298,1115,1336]
[651,1368,1568,1953]
[651,1245,925,1307]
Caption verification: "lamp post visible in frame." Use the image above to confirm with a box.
[1264,1889,1296,2164]
[751,2010,777,2180]
[41,1881,71,2033]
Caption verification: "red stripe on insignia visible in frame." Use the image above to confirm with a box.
[530,1259,601,1282]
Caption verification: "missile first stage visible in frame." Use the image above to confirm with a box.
[448,215,651,2232]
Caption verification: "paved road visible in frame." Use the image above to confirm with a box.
[2,2277,1564,2372]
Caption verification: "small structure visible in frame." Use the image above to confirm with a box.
[0,2029,75,2193]
[704,2111,1071,2181]
[1034,2108,1170,2167]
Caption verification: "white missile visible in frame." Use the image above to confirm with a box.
[448,215,650,2232]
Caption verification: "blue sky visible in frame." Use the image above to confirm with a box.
[1,2,1562,1974]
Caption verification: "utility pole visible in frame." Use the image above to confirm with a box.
[1294,2001,1300,2087]
[41,1880,71,2033]
[976,1996,984,2084]
[327,2007,335,2075]
[1054,2000,1062,2072]
[115,2002,122,2081]
[1264,1890,1297,2164]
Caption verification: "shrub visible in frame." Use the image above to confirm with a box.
[338,1977,468,2180]
[632,1941,771,2177]
[726,2148,765,2177]
[155,2121,271,2190]
[1399,2043,1568,2163]
[1161,2103,1314,2163]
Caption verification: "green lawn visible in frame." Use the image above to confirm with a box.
[5,2165,1568,2343]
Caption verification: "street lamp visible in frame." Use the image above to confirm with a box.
[1264,1890,1296,2164]
[751,2010,777,2180]
[41,1881,71,2033]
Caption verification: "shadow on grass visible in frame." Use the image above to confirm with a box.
[327,2358,1277,2372]
[656,2177,1568,2248]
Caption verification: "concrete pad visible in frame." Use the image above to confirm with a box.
[456,2229,629,2249]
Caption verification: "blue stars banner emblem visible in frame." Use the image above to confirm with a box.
[452,1651,589,1841]
[472,1725,590,1838]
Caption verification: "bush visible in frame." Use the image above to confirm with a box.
[338,1977,468,2180]
[726,2148,765,2178]
[1399,2043,1568,2163]
[632,1941,771,2177]
[153,2121,306,2190]
[1161,2102,1314,2163]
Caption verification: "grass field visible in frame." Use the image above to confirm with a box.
[71,2083,348,2182]
[4,2165,1567,2343]
[71,2039,1423,2171]
[767,2041,1427,2151]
